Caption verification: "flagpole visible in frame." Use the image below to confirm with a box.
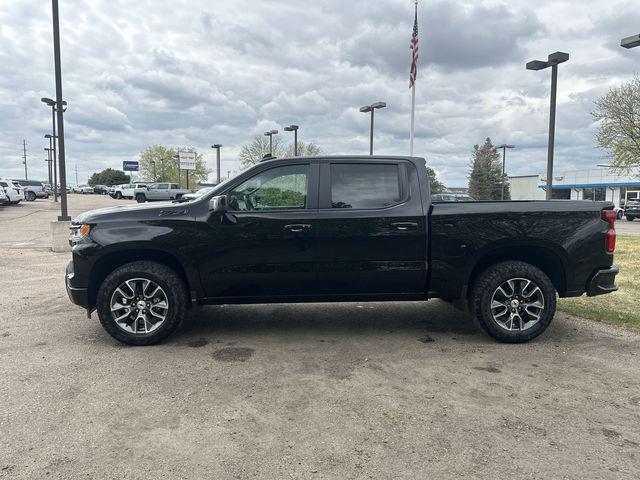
[410,82,416,156]
[409,0,418,157]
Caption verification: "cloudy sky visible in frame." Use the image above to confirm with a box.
[0,0,638,186]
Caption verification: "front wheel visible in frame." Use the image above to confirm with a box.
[626,216,635,222]
[96,261,189,345]
[115,192,122,199]
[470,261,557,343]
[136,193,146,203]
[27,191,36,201]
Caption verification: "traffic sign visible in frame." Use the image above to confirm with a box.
[123,161,139,171]
[178,152,196,170]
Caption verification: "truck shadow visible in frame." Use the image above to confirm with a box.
[177,300,482,340]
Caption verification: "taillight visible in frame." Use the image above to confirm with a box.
[602,209,616,253]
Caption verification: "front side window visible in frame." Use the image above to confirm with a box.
[330,163,400,209]
[228,164,308,211]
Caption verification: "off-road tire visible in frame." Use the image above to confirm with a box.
[96,261,189,345]
[470,261,557,343]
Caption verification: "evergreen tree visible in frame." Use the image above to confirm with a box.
[426,166,445,194]
[468,137,510,200]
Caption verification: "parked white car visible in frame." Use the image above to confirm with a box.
[0,178,25,204]
[0,186,9,205]
[113,183,147,199]
[71,185,94,194]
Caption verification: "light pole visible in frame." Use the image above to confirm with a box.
[496,144,515,200]
[359,101,386,155]
[211,144,222,183]
[284,125,299,156]
[41,99,67,203]
[621,34,640,49]
[44,147,53,188]
[264,130,278,156]
[45,0,71,220]
[44,133,59,201]
[526,51,569,200]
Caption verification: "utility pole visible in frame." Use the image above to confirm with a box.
[22,140,28,180]
[75,163,78,186]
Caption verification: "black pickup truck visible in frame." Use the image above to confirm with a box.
[65,156,619,345]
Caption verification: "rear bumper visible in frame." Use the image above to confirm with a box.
[65,261,88,307]
[586,265,619,297]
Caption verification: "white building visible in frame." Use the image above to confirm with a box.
[509,167,640,207]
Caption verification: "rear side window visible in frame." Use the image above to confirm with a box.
[330,163,401,209]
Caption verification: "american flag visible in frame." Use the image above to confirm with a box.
[409,2,419,88]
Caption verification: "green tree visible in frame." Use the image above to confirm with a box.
[592,76,640,173]
[468,137,510,200]
[426,166,445,194]
[239,135,286,168]
[87,168,130,186]
[138,145,210,187]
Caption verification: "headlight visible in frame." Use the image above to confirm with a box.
[69,224,91,244]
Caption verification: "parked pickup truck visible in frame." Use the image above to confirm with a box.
[133,183,194,202]
[65,156,619,346]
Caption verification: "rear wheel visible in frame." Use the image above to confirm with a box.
[470,261,556,343]
[27,191,36,201]
[96,261,189,345]
[115,191,122,199]
[136,193,146,203]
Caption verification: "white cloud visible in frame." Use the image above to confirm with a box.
[0,0,638,186]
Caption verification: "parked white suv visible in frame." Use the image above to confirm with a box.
[0,178,25,204]
[0,187,8,205]
[113,183,147,199]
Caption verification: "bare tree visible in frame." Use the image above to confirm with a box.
[592,76,640,173]
[239,136,286,168]
[285,141,321,157]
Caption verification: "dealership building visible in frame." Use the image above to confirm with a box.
[509,167,640,206]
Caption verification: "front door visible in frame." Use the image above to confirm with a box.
[199,161,319,299]
[315,159,427,296]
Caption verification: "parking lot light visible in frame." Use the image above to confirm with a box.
[284,125,299,156]
[211,144,222,183]
[359,102,386,155]
[495,144,515,200]
[526,51,569,200]
[264,130,278,156]
[621,34,640,49]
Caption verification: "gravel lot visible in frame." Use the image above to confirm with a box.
[1,196,639,479]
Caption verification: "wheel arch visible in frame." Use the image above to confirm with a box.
[87,248,196,308]
[467,243,567,297]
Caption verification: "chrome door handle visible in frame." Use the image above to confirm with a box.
[284,224,312,233]
[392,222,418,231]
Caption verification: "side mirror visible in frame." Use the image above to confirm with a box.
[209,194,228,213]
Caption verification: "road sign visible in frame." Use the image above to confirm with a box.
[178,151,196,170]
[123,161,139,171]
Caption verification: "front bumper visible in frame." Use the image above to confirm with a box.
[65,260,88,307]
[586,265,619,297]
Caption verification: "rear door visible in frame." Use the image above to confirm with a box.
[316,159,427,295]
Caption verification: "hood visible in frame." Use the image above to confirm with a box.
[73,200,184,224]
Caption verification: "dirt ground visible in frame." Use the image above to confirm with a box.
[0,196,639,479]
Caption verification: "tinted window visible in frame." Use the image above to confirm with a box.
[229,164,308,211]
[330,163,400,209]
[158,184,169,190]
[552,188,571,200]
